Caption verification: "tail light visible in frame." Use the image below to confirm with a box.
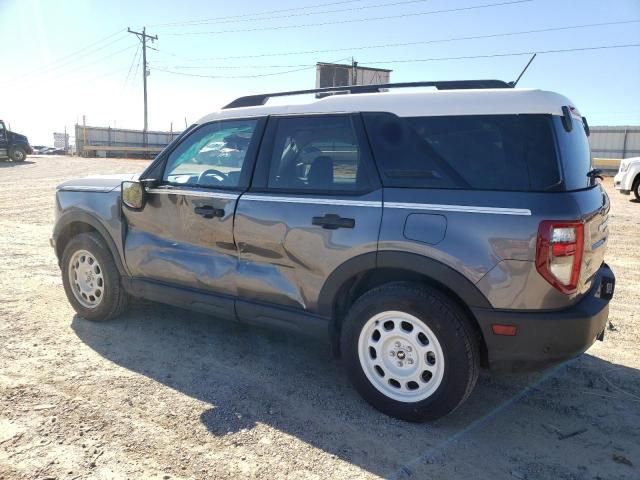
[536,220,584,294]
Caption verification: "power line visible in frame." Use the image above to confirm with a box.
[158,0,436,28]
[30,29,126,71]
[131,50,142,87]
[167,0,533,36]
[150,0,366,27]
[360,43,640,65]
[122,43,142,93]
[46,44,137,79]
[149,43,640,79]
[150,57,351,79]
[59,67,133,92]
[3,44,138,90]
[152,62,322,70]
[153,19,640,66]
[0,31,129,85]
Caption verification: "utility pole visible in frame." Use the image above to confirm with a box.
[128,27,157,146]
[351,57,358,86]
[82,115,87,158]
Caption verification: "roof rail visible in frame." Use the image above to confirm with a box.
[223,79,512,109]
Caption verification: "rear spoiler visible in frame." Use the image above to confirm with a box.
[561,106,590,136]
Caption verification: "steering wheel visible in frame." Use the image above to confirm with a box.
[197,168,227,185]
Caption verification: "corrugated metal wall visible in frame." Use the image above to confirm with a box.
[589,126,640,159]
[75,124,181,157]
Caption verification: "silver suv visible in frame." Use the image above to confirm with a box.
[52,80,615,421]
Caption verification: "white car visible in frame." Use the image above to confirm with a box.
[614,157,640,200]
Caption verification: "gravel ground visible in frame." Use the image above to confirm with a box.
[1,155,639,480]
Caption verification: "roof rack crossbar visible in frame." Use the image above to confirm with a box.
[223,79,512,109]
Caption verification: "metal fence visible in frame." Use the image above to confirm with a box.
[75,125,181,158]
[589,126,640,160]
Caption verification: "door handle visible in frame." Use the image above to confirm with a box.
[194,205,225,219]
[312,214,355,230]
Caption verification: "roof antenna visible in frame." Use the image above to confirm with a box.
[510,53,537,87]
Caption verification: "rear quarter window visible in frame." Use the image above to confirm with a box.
[362,113,561,191]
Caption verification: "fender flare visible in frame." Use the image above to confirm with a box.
[317,251,491,318]
[53,210,128,276]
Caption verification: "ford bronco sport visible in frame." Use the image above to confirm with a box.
[52,80,615,421]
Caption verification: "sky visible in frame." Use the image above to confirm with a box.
[0,0,639,146]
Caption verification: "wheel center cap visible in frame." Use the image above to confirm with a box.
[396,351,406,360]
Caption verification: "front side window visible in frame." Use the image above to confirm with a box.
[163,119,258,189]
[267,116,369,192]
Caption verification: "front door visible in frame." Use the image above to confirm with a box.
[234,114,383,315]
[122,117,265,316]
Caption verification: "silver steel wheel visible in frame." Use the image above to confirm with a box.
[68,249,104,309]
[12,149,25,161]
[358,311,445,402]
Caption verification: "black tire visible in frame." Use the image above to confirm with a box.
[61,233,128,322]
[341,282,480,422]
[633,176,640,201]
[10,146,26,162]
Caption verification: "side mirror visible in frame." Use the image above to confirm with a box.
[122,181,146,210]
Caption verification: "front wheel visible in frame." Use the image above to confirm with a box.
[341,282,480,422]
[633,176,640,201]
[61,233,128,321]
[10,146,26,162]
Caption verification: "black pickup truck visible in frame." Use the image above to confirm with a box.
[0,119,32,162]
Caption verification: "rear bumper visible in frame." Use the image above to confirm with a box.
[473,263,615,372]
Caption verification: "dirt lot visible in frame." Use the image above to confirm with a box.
[1,155,639,480]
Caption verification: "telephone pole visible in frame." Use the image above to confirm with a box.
[127,27,157,145]
[351,57,358,86]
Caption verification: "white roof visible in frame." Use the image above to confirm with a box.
[197,88,577,124]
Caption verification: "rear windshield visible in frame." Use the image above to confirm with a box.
[552,116,592,191]
[362,113,562,191]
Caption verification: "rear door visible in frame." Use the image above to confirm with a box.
[233,114,382,315]
[123,117,265,316]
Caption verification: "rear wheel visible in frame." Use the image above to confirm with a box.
[341,282,479,422]
[10,146,26,162]
[61,233,128,321]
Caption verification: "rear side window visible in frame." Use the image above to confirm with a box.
[362,113,561,191]
[553,116,592,190]
[267,115,370,192]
